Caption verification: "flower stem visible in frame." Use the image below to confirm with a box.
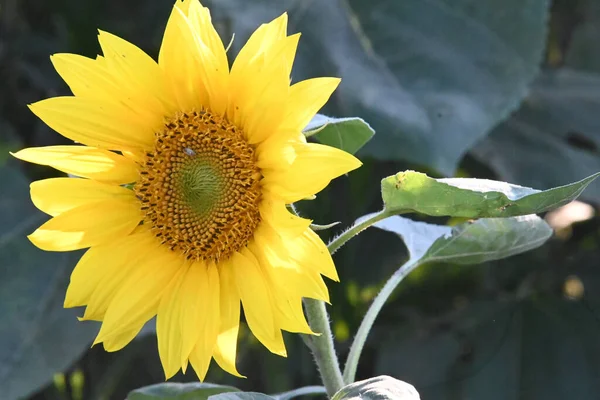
[303,298,344,397]
[327,210,392,255]
[302,210,395,397]
[342,258,420,384]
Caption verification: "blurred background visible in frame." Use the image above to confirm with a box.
[1,0,600,399]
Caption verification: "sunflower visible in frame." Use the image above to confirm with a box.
[12,0,361,380]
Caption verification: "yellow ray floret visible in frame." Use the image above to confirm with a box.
[13,0,361,381]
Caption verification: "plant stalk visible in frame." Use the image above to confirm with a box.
[342,258,420,384]
[302,209,395,396]
[327,210,392,255]
[303,298,345,397]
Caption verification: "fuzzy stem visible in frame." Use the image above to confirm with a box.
[327,210,392,255]
[303,299,344,397]
[342,258,420,384]
[303,210,394,396]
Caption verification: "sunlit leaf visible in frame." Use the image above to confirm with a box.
[304,115,374,155]
[381,170,600,217]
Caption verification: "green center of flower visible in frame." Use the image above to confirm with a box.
[178,160,223,218]
[135,109,263,263]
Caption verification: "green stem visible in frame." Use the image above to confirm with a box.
[327,210,392,255]
[342,258,420,384]
[302,210,394,397]
[303,298,344,397]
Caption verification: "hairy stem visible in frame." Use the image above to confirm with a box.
[343,258,420,384]
[327,210,392,255]
[303,299,345,397]
[302,209,395,396]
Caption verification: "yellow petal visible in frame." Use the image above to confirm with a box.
[187,263,220,381]
[228,13,290,125]
[103,324,146,352]
[50,53,121,102]
[259,195,311,238]
[212,260,244,377]
[29,197,142,251]
[248,243,318,334]
[65,227,155,311]
[255,136,296,171]
[232,250,286,356]
[281,78,341,132]
[273,296,314,335]
[159,0,228,113]
[75,228,157,319]
[94,243,184,344]
[12,146,139,184]
[229,19,299,144]
[240,35,299,144]
[97,30,176,118]
[262,142,362,203]
[28,97,155,151]
[294,228,339,282]
[156,264,188,379]
[30,178,133,217]
[230,13,289,80]
[185,0,229,115]
[250,239,329,302]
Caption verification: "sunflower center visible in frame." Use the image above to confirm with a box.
[135,109,262,263]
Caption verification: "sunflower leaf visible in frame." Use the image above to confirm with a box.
[473,69,600,201]
[344,213,553,382]
[213,0,549,174]
[0,166,98,400]
[363,213,553,265]
[303,115,374,155]
[127,382,239,400]
[332,376,420,400]
[209,393,275,400]
[272,385,327,400]
[381,170,600,217]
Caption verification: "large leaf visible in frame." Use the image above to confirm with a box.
[272,386,327,400]
[0,166,98,400]
[332,376,420,400]
[343,213,553,382]
[304,114,375,155]
[127,383,239,400]
[473,69,600,200]
[372,214,553,266]
[381,170,600,217]
[209,393,275,400]
[374,297,600,400]
[211,0,549,174]
[565,0,600,72]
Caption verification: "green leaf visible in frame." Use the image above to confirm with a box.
[381,170,600,217]
[342,213,553,383]
[473,69,600,200]
[127,383,239,400]
[209,393,275,400]
[332,376,419,400]
[212,0,549,174]
[272,386,327,400]
[566,0,600,72]
[371,214,553,265]
[0,166,98,400]
[375,297,600,400]
[304,115,374,155]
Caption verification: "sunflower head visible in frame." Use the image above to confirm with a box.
[13,0,361,381]
[136,109,263,263]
